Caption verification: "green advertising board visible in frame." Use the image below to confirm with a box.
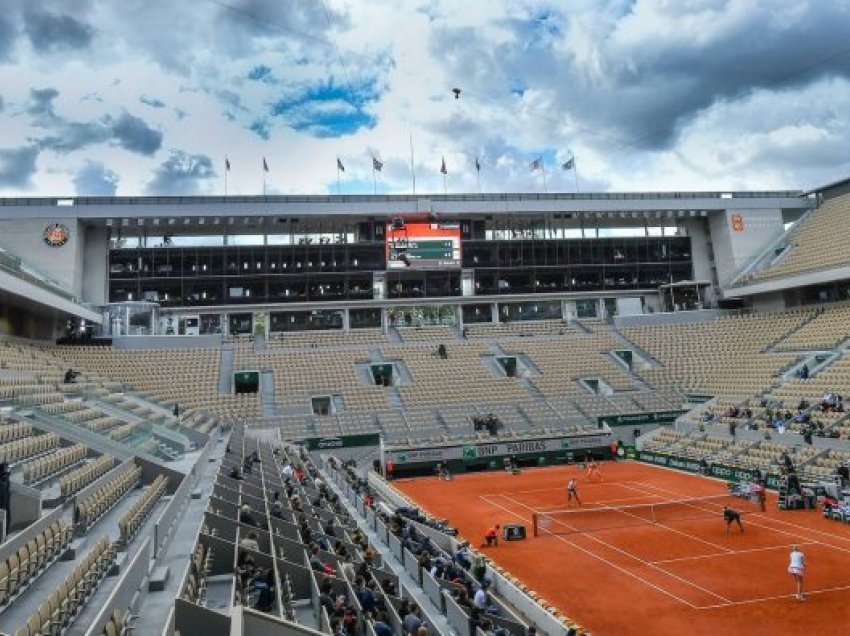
[685,394,714,404]
[598,411,688,428]
[638,450,780,487]
[303,433,380,451]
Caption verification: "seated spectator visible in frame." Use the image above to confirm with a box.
[270,499,283,518]
[251,567,275,612]
[239,531,260,552]
[402,604,423,634]
[239,504,256,526]
[355,576,377,614]
[372,612,394,636]
[455,540,472,569]
[229,466,242,480]
[309,545,327,572]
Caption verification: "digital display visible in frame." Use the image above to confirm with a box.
[386,220,462,269]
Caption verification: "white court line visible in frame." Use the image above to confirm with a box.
[481,480,644,497]
[533,494,663,512]
[494,493,733,605]
[652,541,820,565]
[697,583,850,610]
[477,494,701,609]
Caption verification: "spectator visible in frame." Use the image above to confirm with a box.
[372,613,393,636]
[239,504,256,526]
[239,531,259,552]
[402,605,423,634]
[356,576,377,614]
[309,545,327,573]
[270,499,283,518]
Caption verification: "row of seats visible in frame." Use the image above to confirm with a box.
[181,541,213,604]
[0,432,59,465]
[76,463,142,530]
[22,443,87,484]
[60,455,115,499]
[119,474,169,544]
[102,608,137,636]
[751,193,850,282]
[0,420,32,443]
[0,519,73,607]
[14,537,117,636]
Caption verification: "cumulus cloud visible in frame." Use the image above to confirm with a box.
[28,87,60,120]
[146,150,215,194]
[24,9,94,52]
[109,112,162,155]
[2,0,850,195]
[72,160,119,195]
[0,146,39,188]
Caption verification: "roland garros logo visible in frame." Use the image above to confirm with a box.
[43,223,69,247]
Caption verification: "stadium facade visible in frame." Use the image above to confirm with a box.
[0,189,814,340]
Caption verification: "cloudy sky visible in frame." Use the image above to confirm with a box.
[1,0,849,197]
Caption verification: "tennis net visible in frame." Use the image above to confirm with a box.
[532,494,759,536]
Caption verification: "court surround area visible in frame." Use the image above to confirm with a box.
[394,461,850,636]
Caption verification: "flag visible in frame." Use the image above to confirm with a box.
[225,157,231,171]
[530,157,542,171]
[263,158,269,172]
[475,157,481,172]
[562,157,574,170]
[372,157,383,171]
[337,158,345,172]
[440,156,447,175]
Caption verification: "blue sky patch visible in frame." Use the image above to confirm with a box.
[271,80,379,138]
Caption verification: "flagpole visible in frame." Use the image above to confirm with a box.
[224,158,228,197]
[573,162,581,193]
[337,164,341,195]
[443,173,447,195]
[409,129,416,196]
[476,169,481,194]
[541,161,548,194]
[373,165,377,195]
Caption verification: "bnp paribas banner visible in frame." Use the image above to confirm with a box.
[387,432,612,465]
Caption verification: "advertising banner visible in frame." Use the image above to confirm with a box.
[387,432,612,465]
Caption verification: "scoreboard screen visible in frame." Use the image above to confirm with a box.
[386,220,462,269]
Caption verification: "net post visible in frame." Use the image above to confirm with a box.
[532,512,538,537]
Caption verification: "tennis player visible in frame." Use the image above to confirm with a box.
[567,478,581,506]
[587,460,603,483]
[722,506,744,535]
[788,545,806,600]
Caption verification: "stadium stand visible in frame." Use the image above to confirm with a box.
[750,192,850,282]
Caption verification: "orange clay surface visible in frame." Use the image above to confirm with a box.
[393,461,850,636]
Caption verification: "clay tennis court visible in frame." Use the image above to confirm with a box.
[393,461,850,636]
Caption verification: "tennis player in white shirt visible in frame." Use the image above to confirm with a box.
[788,545,806,601]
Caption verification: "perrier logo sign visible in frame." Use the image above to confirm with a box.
[462,445,478,459]
[397,453,408,463]
[560,439,571,449]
